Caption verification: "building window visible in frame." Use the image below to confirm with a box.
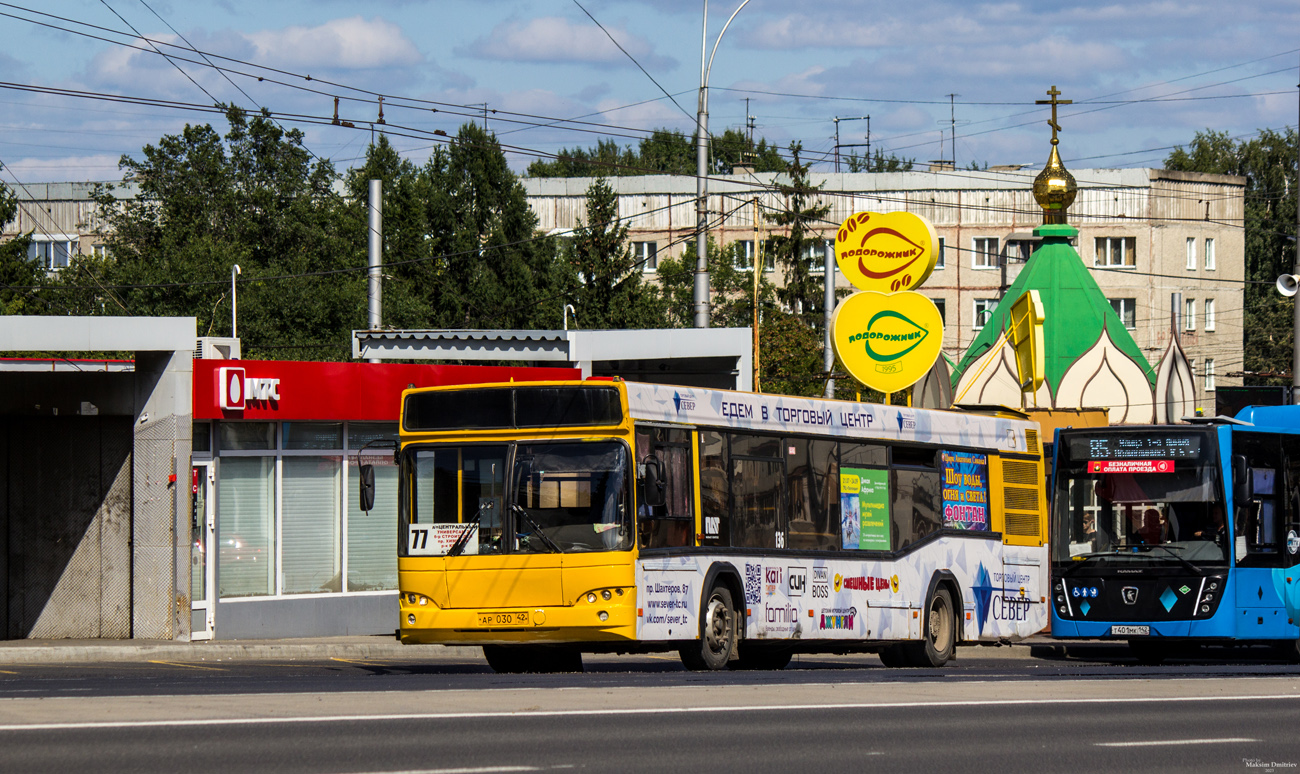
[1006,239,1034,263]
[91,244,109,259]
[27,238,77,270]
[1186,237,1196,270]
[972,237,999,269]
[1184,299,1196,331]
[802,240,833,274]
[973,298,997,330]
[733,240,775,272]
[1204,298,1216,331]
[1205,359,1215,392]
[932,298,946,325]
[1109,298,1137,329]
[216,420,400,599]
[1205,238,1215,271]
[632,241,658,273]
[935,237,946,269]
[1095,236,1136,268]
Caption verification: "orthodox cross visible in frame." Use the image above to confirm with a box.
[1035,85,1072,145]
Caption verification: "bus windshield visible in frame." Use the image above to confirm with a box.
[1053,429,1227,567]
[511,441,631,553]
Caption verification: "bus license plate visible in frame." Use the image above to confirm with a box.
[1110,625,1149,636]
[477,611,528,627]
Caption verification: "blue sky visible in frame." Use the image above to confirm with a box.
[1,0,1297,183]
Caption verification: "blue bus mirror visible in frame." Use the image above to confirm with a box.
[1231,454,1250,503]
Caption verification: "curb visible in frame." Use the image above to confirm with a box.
[0,639,484,665]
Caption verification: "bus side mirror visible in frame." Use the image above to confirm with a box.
[642,457,666,508]
[1231,454,1251,503]
[359,464,376,513]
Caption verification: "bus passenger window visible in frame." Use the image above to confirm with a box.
[787,438,839,550]
[892,468,942,551]
[635,426,694,549]
[699,431,730,547]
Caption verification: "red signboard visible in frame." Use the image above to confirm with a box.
[1087,460,1174,474]
[194,360,580,420]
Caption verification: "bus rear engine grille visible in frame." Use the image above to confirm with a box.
[1002,460,1039,486]
[1002,486,1039,513]
[1004,511,1040,537]
[1024,430,1040,455]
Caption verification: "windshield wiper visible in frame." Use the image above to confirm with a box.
[446,511,484,557]
[1064,545,1204,576]
[511,503,562,553]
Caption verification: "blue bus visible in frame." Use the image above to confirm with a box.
[1050,407,1300,662]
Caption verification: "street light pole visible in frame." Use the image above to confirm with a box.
[693,0,752,329]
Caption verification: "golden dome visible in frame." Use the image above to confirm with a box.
[1032,144,1077,225]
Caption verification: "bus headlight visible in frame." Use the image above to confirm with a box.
[407,614,416,625]
[602,590,612,601]
[1201,605,1210,613]
[587,593,597,604]
[1058,606,1067,615]
[598,611,609,622]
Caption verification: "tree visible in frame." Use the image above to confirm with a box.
[75,106,359,358]
[1166,128,1298,382]
[765,143,832,326]
[0,173,38,314]
[526,127,787,178]
[845,149,915,173]
[559,178,666,329]
[657,238,779,329]
[422,122,562,329]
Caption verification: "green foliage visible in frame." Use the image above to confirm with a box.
[70,106,358,358]
[559,178,667,329]
[1166,128,1298,382]
[657,238,779,329]
[0,173,38,314]
[526,127,787,177]
[765,143,832,327]
[844,149,915,173]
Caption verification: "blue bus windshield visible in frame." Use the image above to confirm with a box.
[1053,429,1226,567]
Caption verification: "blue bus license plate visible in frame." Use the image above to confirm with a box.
[1111,625,1149,636]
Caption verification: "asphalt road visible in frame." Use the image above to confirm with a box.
[0,648,1297,773]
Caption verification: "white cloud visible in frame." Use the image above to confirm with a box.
[465,17,676,71]
[4,154,122,183]
[246,17,423,69]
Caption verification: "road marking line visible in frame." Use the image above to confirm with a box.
[330,658,392,666]
[0,670,17,675]
[1096,738,1257,748]
[146,660,226,671]
[341,768,541,774]
[0,694,1294,732]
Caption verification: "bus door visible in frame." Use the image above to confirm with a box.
[190,464,215,640]
[1233,434,1300,637]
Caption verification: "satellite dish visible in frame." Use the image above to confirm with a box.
[1278,274,1299,298]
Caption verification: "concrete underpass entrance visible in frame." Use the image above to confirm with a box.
[0,316,195,640]
[0,416,133,638]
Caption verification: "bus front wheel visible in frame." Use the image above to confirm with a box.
[680,586,736,671]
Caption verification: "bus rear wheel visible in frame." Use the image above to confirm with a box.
[900,587,955,667]
[679,586,736,671]
[482,645,583,673]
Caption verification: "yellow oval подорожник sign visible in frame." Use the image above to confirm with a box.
[832,290,945,393]
[834,211,939,293]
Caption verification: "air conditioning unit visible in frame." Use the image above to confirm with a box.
[196,337,241,360]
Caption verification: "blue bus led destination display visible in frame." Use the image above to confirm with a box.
[1066,433,1203,461]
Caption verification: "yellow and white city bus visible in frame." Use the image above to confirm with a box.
[362,379,1047,672]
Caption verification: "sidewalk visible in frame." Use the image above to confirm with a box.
[0,635,484,665]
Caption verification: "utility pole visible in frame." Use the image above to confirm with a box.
[834,116,871,172]
[823,221,836,399]
[1293,67,1300,399]
[948,94,959,169]
[368,179,383,363]
[753,197,761,393]
[694,0,753,329]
